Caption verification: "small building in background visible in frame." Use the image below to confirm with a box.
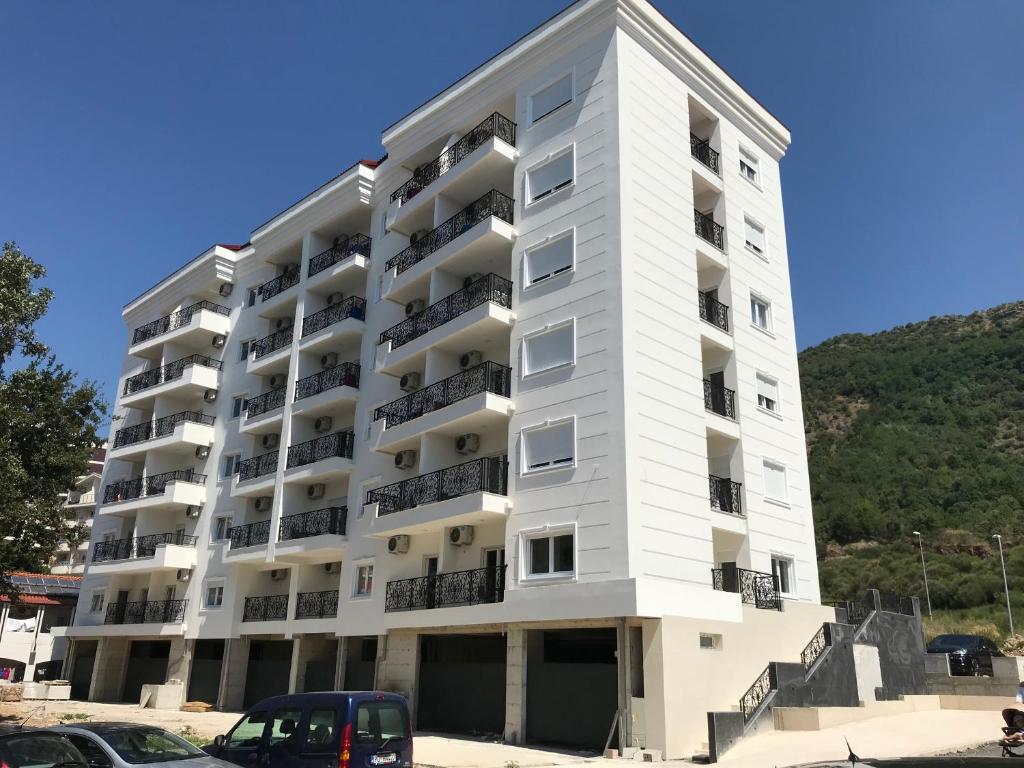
[0,573,80,684]
[52,445,106,575]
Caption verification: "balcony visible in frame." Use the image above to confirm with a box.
[121,355,222,408]
[295,590,339,619]
[385,565,506,613]
[366,455,509,538]
[694,209,725,251]
[376,274,513,376]
[92,532,197,562]
[283,431,355,483]
[233,450,279,497]
[709,474,743,516]
[279,507,347,541]
[105,599,187,625]
[242,594,289,622]
[690,134,720,175]
[703,379,736,420]
[89,532,199,575]
[248,327,293,376]
[698,291,730,333]
[102,469,206,514]
[308,234,371,279]
[229,519,271,549]
[298,297,366,353]
[110,411,215,460]
[244,387,286,422]
[711,564,781,611]
[130,301,232,359]
[259,268,300,304]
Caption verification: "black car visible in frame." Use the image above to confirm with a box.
[0,726,88,768]
[927,634,1003,676]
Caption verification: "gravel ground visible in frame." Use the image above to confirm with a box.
[938,741,1011,758]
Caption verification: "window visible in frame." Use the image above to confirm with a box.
[240,339,254,362]
[739,147,760,186]
[763,460,788,503]
[247,288,258,308]
[744,218,766,257]
[222,453,240,479]
[65,735,112,768]
[212,515,232,542]
[268,708,303,746]
[204,581,224,609]
[303,709,337,751]
[226,711,267,749]
[526,530,574,577]
[699,633,723,651]
[354,701,410,746]
[355,563,373,597]
[89,591,104,614]
[527,148,573,203]
[525,231,574,286]
[756,373,780,414]
[231,395,248,419]
[523,320,574,376]
[529,74,572,124]
[750,294,772,331]
[771,554,795,596]
[522,418,575,473]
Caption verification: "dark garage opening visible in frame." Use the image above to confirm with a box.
[188,639,224,705]
[343,637,377,690]
[417,634,505,736]
[527,628,618,750]
[70,640,97,699]
[122,640,170,703]
[244,640,292,708]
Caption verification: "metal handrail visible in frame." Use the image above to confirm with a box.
[252,327,293,360]
[373,361,511,429]
[229,519,271,549]
[279,507,347,540]
[245,388,286,419]
[132,300,231,345]
[294,362,361,401]
[385,565,506,612]
[308,234,371,278]
[689,133,721,174]
[694,208,725,250]
[698,291,730,332]
[301,296,366,337]
[237,450,279,481]
[709,474,742,515]
[258,268,300,302]
[285,431,355,469]
[295,590,339,619]
[103,469,205,504]
[113,411,214,448]
[703,379,736,419]
[93,532,198,562]
[242,594,288,622]
[123,354,222,395]
[367,455,508,514]
[104,599,187,625]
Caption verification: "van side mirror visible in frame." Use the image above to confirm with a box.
[213,735,225,748]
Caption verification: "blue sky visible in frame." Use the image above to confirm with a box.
[2,0,1022,411]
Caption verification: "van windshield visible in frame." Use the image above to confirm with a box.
[354,702,409,745]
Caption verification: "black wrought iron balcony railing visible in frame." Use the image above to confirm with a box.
[296,590,339,619]
[286,431,355,469]
[379,273,512,350]
[308,234,371,278]
[245,388,286,419]
[690,133,721,175]
[105,599,187,625]
[367,455,508,515]
[252,327,293,360]
[703,379,736,419]
[386,190,515,276]
[242,594,288,622]
[237,450,279,482]
[709,474,743,515]
[113,411,215,449]
[123,354,222,396]
[229,519,271,549]
[259,268,300,302]
[132,301,231,346]
[301,296,366,337]
[385,565,506,612]
[374,361,511,430]
[711,563,782,611]
[279,507,347,541]
[390,112,517,205]
[103,469,205,504]
[92,532,198,562]
[294,362,360,401]
[694,208,725,250]
[698,291,730,332]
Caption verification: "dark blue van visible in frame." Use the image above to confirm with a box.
[205,692,412,768]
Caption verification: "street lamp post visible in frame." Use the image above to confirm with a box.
[912,531,933,619]
[993,534,1014,636]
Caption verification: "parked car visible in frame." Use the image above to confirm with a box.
[47,724,236,768]
[926,634,1003,676]
[790,759,1011,766]
[204,692,412,768]
[0,726,88,768]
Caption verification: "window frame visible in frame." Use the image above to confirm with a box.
[524,229,575,288]
[89,590,105,614]
[755,372,781,416]
[520,416,577,476]
[231,394,248,420]
[222,453,241,480]
[212,514,233,543]
[762,459,790,505]
[749,292,773,334]
[528,72,574,126]
[771,553,796,598]
[526,145,575,205]
[520,523,577,582]
[739,146,761,188]
[353,561,374,598]
[744,216,767,259]
[521,318,576,378]
[246,288,258,308]
[203,579,226,611]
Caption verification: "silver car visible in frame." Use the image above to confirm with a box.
[48,725,234,768]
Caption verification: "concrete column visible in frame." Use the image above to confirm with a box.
[88,637,130,702]
[373,633,387,688]
[503,628,527,744]
[376,631,417,725]
[63,639,77,683]
[167,638,193,684]
[218,638,250,711]
[287,637,302,694]
[333,637,347,690]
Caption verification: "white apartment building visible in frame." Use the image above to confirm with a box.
[68,0,832,756]
[52,446,106,574]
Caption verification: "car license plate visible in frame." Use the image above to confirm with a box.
[370,753,397,765]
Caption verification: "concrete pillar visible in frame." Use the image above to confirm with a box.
[503,628,527,745]
[63,639,77,683]
[167,638,193,684]
[376,631,418,725]
[88,637,130,702]
[333,637,347,690]
[373,633,387,688]
[288,637,302,694]
[218,638,250,711]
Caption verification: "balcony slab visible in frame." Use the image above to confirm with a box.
[247,344,291,376]
[699,321,734,352]
[306,253,369,294]
[371,391,512,455]
[108,420,215,462]
[366,491,509,539]
[275,534,347,564]
[99,480,206,517]
[121,364,220,410]
[297,317,364,355]
[282,456,354,485]
[705,410,741,440]
[291,386,359,420]
[67,623,186,638]
[88,544,198,576]
[129,308,231,361]
[240,407,285,436]
[231,473,278,499]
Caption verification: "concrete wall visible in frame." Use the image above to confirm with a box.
[377,630,418,722]
[89,637,129,702]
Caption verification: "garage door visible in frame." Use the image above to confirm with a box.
[244,640,292,708]
[122,641,170,703]
[417,634,505,736]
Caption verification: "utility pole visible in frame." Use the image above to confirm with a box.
[994,534,1014,636]
[912,531,932,619]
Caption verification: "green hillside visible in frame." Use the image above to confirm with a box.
[800,301,1024,632]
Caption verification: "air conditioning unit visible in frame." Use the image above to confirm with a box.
[185,505,202,519]
[449,525,474,546]
[255,496,273,512]
[409,229,430,245]
[399,372,421,392]
[270,569,286,581]
[284,263,300,276]
[459,350,482,369]
[404,299,426,317]
[212,334,227,349]
[463,273,484,289]
[455,433,480,455]
[320,352,338,369]
[307,483,326,500]
[176,568,192,582]
[326,292,344,306]
[262,433,280,450]
[218,283,234,297]
[324,562,341,574]
[195,445,211,460]
[387,535,410,554]
[394,450,417,470]
[203,390,218,402]
[314,416,333,433]
[269,374,287,389]
[275,317,294,331]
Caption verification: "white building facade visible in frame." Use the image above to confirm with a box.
[68,0,829,756]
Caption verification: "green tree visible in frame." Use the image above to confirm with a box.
[0,242,106,594]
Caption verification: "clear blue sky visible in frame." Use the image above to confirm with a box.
[2,1,1022,411]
